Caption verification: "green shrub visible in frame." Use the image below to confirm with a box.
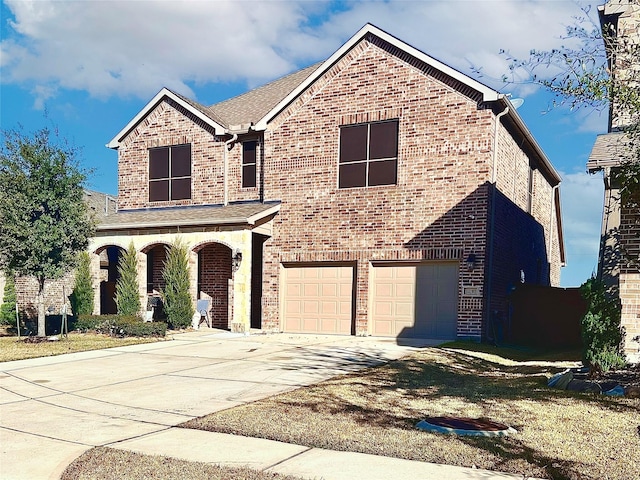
[0,272,17,325]
[580,277,626,373]
[74,314,111,332]
[109,316,167,337]
[162,240,194,329]
[70,251,94,316]
[116,243,141,316]
[74,314,166,337]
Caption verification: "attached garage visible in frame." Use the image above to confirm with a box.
[370,262,459,339]
[281,264,354,334]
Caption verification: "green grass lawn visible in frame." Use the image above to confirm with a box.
[182,343,639,480]
[0,331,163,362]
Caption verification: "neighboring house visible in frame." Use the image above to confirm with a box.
[588,0,640,362]
[87,24,564,340]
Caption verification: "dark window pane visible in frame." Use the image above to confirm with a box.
[149,180,169,201]
[368,159,397,186]
[369,121,398,160]
[243,141,257,165]
[242,164,256,188]
[339,162,366,188]
[149,148,169,179]
[171,144,191,177]
[171,178,191,200]
[339,125,367,163]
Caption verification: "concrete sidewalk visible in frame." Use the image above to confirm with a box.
[1,330,543,479]
[111,427,544,480]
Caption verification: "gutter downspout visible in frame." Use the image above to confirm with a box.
[223,133,238,206]
[485,104,509,341]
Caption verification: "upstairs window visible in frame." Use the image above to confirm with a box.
[242,141,257,188]
[149,144,191,201]
[339,120,398,188]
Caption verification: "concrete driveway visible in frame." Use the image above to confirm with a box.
[0,330,435,480]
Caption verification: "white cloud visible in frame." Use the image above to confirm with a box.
[1,0,602,105]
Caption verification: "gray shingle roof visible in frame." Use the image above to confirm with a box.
[587,132,634,171]
[84,190,117,221]
[95,202,280,231]
[208,63,322,128]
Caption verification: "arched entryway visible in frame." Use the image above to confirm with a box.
[141,242,171,320]
[95,245,124,315]
[194,242,233,329]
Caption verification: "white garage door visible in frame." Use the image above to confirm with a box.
[371,262,458,339]
[282,264,354,334]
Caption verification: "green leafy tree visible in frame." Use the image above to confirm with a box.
[496,5,639,240]
[580,276,626,373]
[70,251,94,316]
[0,127,95,336]
[115,243,141,316]
[0,271,17,325]
[162,240,194,329]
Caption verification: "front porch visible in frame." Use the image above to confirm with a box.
[88,202,279,332]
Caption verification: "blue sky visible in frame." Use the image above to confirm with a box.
[0,0,607,287]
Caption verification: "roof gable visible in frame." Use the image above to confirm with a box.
[107,88,227,149]
[254,23,500,130]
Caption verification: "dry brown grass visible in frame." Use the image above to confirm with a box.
[61,447,304,480]
[0,332,162,362]
[183,344,640,480]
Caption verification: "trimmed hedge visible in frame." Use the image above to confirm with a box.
[75,314,167,337]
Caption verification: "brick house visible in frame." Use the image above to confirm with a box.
[77,24,565,340]
[588,0,640,362]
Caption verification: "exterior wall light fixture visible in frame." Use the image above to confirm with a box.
[465,254,477,270]
[232,250,243,272]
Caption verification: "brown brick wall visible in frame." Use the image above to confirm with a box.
[620,203,640,357]
[260,38,495,336]
[117,99,234,210]
[15,272,75,319]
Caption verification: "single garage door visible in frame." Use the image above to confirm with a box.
[282,264,354,334]
[371,262,458,339]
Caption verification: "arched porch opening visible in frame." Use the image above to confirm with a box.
[194,242,233,329]
[141,242,171,320]
[95,245,125,315]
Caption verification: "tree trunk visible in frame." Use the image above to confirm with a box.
[37,277,46,337]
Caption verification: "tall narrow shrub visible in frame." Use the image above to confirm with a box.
[0,271,17,325]
[115,243,141,316]
[70,251,94,316]
[162,240,194,329]
[580,276,626,373]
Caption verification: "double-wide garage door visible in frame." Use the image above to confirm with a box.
[281,262,458,338]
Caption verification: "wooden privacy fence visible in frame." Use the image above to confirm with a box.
[507,284,586,348]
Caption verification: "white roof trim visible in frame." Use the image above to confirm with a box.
[255,23,500,130]
[106,88,226,149]
[247,203,281,225]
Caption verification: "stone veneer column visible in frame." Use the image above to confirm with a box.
[231,231,251,333]
[90,252,101,315]
[137,250,147,316]
[188,249,198,311]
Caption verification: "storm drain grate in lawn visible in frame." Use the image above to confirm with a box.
[416,417,517,437]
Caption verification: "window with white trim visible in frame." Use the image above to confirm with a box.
[242,141,257,188]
